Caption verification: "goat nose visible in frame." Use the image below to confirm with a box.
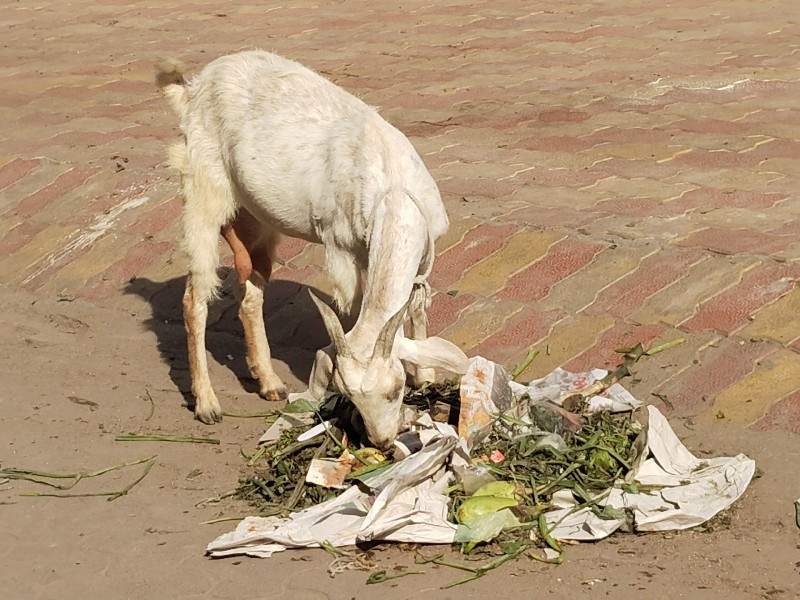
[372,437,394,452]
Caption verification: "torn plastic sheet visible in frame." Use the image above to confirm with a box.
[546,406,756,540]
[209,357,755,558]
[207,425,459,558]
[511,367,642,414]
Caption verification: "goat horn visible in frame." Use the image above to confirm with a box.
[308,290,351,357]
[374,298,411,360]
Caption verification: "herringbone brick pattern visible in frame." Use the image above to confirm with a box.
[1,0,799,431]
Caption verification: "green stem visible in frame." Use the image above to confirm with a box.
[222,411,277,419]
[511,347,540,380]
[115,434,220,445]
[19,457,156,502]
[201,516,247,525]
[538,513,562,553]
[646,338,685,355]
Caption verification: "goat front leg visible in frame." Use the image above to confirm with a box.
[223,214,287,401]
[237,271,288,402]
[184,278,223,423]
[408,282,436,385]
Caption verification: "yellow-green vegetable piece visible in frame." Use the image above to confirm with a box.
[456,495,518,523]
[472,481,519,499]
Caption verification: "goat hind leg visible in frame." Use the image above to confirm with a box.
[184,278,223,423]
[235,241,287,402]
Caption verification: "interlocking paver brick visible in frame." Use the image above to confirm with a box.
[740,288,800,345]
[704,349,800,426]
[654,338,778,416]
[631,255,761,327]
[456,230,564,297]
[429,223,518,290]
[587,247,707,318]
[0,0,797,462]
[0,157,39,192]
[497,237,604,304]
[565,321,666,372]
[438,299,522,351]
[523,312,616,379]
[682,262,800,336]
[752,390,800,434]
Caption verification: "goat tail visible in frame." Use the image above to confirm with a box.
[155,58,189,116]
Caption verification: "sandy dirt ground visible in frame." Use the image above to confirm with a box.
[2,282,798,600]
[2,0,800,597]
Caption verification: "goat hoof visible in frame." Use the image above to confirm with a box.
[260,386,288,403]
[195,404,223,424]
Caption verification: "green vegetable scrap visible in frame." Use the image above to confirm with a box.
[236,425,368,514]
[468,410,640,507]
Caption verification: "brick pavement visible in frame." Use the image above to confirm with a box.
[1,0,799,431]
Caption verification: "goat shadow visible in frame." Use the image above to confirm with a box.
[124,269,334,414]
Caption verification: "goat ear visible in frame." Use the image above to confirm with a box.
[309,290,350,357]
[309,346,334,399]
[396,336,469,375]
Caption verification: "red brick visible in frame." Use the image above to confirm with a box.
[739,139,800,161]
[427,291,477,336]
[682,262,800,335]
[0,158,40,192]
[587,248,706,318]
[512,136,600,153]
[275,236,311,264]
[768,220,800,237]
[437,177,518,199]
[269,265,321,287]
[662,118,749,135]
[97,79,152,94]
[38,130,123,150]
[497,238,605,303]
[9,167,102,219]
[90,240,172,292]
[669,188,787,213]
[656,339,777,415]
[125,196,181,236]
[537,29,601,43]
[537,108,591,123]
[120,124,179,140]
[583,127,676,145]
[667,149,763,170]
[502,203,608,228]
[429,223,518,290]
[46,86,94,101]
[469,306,565,363]
[590,196,682,219]
[68,176,148,226]
[589,158,684,181]
[751,390,800,434]
[676,227,791,256]
[0,220,47,256]
[508,167,610,188]
[565,321,665,372]
[0,91,33,108]
[23,243,96,292]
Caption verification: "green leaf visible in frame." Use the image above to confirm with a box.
[281,398,317,413]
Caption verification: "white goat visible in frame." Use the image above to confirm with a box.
[156,50,468,448]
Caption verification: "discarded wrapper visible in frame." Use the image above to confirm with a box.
[457,357,512,447]
[305,453,355,489]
